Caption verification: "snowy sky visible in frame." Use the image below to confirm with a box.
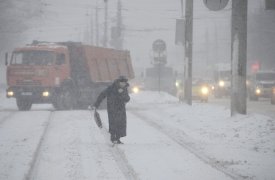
[21,0,231,77]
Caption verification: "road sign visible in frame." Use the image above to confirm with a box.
[203,0,229,11]
[152,39,166,53]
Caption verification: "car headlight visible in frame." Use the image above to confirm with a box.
[132,86,140,94]
[175,81,180,87]
[42,91,50,97]
[7,91,14,97]
[219,80,225,87]
[255,88,261,95]
[201,86,209,95]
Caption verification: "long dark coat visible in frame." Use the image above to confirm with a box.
[93,80,130,138]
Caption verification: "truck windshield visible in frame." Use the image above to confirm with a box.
[11,51,55,65]
[256,73,275,81]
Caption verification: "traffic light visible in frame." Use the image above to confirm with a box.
[251,62,260,73]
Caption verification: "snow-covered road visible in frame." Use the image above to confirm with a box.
[0,91,275,180]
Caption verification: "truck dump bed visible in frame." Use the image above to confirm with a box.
[83,45,134,82]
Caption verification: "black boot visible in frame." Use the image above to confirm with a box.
[117,138,123,144]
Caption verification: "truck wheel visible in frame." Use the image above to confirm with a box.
[61,90,74,110]
[16,98,32,111]
[53,89,74,110]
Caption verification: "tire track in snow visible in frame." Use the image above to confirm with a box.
[99,123,140,180]
[63,112,84,180]
[129,110,246,180]
[24,111,55,180]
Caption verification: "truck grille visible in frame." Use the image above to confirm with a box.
[16,80,41,86]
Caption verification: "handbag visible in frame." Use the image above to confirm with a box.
[94,109,103,128]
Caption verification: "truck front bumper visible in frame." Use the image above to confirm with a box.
[6,87,54,103]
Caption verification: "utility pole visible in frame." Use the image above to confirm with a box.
[111,0,123,49]
[95,3,99,46]
[184,0,193,105]
[85,8,90,44]
[180,0,184,17]
[116,0,123,49]
[90,8,94,45]
[231,0,248,115]
[103,0,108,47]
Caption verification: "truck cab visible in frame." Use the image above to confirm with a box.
[6,43,71,110]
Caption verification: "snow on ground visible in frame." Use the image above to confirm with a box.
[129,91,275,179]
[0,110,51,180]
[0,90,275,180]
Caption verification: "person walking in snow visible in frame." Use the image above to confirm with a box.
[93,76,130,144]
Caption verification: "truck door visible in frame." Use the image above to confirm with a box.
[54,53,69,86]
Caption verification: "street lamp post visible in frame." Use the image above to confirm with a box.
[231,0,248,115]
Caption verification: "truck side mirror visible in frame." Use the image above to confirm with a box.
[5,52,8,66]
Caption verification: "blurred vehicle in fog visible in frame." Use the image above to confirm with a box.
[129,78,145,94]
[192,79,210,103]
[213,63,231,98]
[247,71,275,101]
[176,79,210,103]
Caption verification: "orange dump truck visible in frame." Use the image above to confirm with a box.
[5,41,134,110]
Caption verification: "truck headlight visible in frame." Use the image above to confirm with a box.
[219,80,225,87]
[132,86,140,94]
[255,88,261,95]
[201,86,209,95]
[42,91,50,97]
[7,91,14,97]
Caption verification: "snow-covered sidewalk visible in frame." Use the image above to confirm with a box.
[129,91,275,179]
